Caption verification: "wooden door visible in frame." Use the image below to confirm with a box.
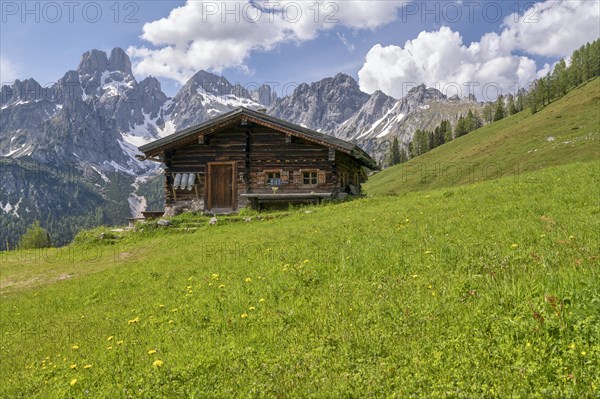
[207,163,236,210]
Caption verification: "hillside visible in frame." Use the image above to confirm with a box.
[1,159,598,397]
[365,78,600,196]
[0,48,481,249]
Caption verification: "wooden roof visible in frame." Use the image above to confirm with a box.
[138,107,377,169]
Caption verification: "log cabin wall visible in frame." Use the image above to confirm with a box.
[248,125,337,195]
[334,152,367,194]
[164,122,249,209]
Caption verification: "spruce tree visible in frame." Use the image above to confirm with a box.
[386,136,402,166]
[493,95,505,121]
[507,94,517,115]
[454,115,467,137]
[482,103,494,124]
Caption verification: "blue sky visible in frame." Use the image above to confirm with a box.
[1,1,598,100]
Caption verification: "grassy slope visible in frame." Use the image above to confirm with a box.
[365,78,600,196]
[1,159,599,398]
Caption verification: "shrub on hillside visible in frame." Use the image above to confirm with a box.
[18,221,52,249]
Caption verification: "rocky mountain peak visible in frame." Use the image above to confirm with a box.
[56,70,84,103]
[405,84,445,103]
[269,74,370,133]
[184,70,234,97]
[78,49,109,76]
[252,84,277,107]
[77,48,133,76]
[108,47,132,75]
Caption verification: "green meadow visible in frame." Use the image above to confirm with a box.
[0,80,598,398]
[366,78,600,196]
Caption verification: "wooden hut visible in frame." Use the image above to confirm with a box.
[138,107,377,214]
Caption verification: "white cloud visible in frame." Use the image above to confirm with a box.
[358,27,538,100]
[337,33,355,52]
[499,0,600,58]
[129,0,405,84]
[358,0,599,100]
[0,57,19,84]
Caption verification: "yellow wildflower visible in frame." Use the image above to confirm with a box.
[83,364,92,369]
[211,273,219,280]
[245,277,252,283]
[71,345,79,350]
[219,284,225,289]
[241,313,248,318]
[153,360,164,367]
[117,340,124,345]
[107,336,113,341]
[70,364,77,369]
[70,378,77,386]
[148,349,157,355]
[259,298,266,303]
[107,346,113,351]
[128,317,140,324]
[249,306,256,311]
[511,243,518,248]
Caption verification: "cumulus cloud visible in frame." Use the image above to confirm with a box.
[358,27,538,100]
[0,57,19,84]
[128,0,405,83]
[499,0,600,58]
[358,0,599,100]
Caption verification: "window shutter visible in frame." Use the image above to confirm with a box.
[317,171,326,184]
[292,171,301,184]
[257,172,266,185]
[281,170,289,183]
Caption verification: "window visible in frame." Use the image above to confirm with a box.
[303,171,318,185]
[341,172,348,187]
[266,172,281,186]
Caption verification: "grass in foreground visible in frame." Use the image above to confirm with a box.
[365,78,600,196]
[1,160,598,398]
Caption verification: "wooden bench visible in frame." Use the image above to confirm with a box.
[142,211,164,220]
[240,193,333,211]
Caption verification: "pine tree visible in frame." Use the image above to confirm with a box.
[493,95,505,121]
[399,147,409,163]
[552,59,568,97]
[507,94,517,115]
[428,131,435,152]
[411,129,429,157]
[454,115,467,137]
[445,125,454,143]
[482,102,494,124]
[516,94,524,112]
[386,136,401,166]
